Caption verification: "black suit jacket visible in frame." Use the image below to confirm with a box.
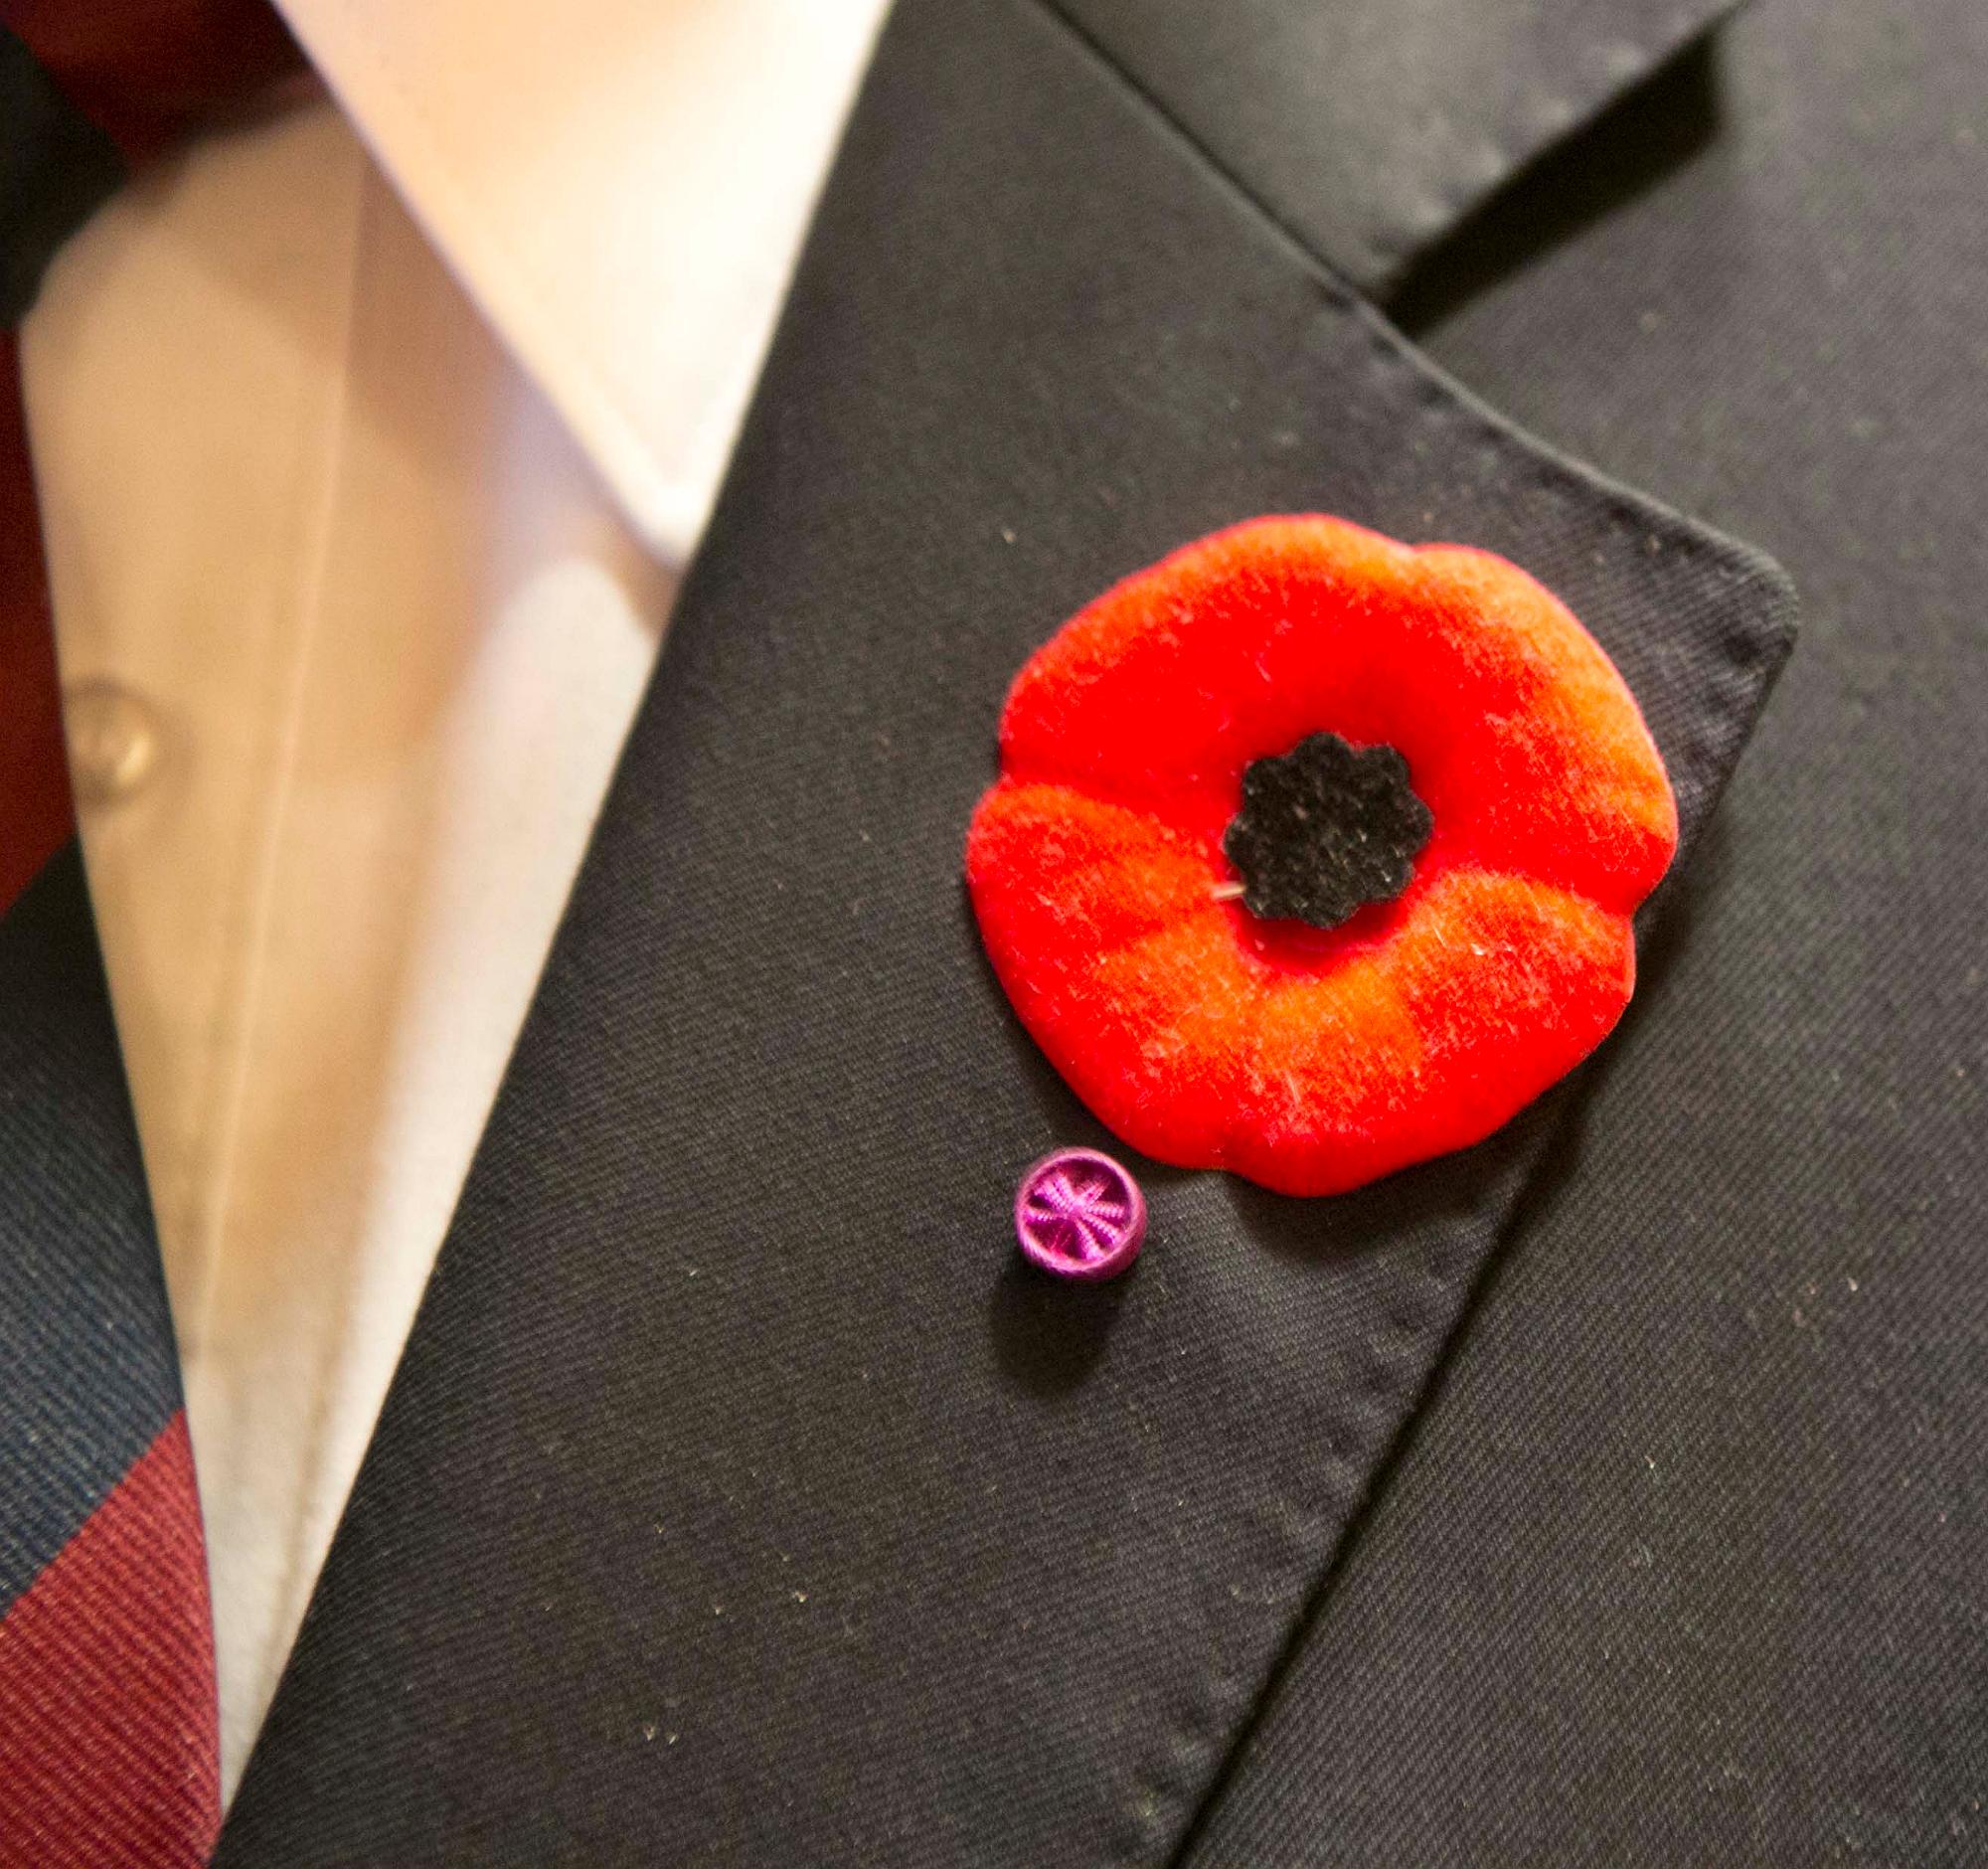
[19,0,1986,1859]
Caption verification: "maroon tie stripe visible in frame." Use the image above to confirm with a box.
[0,7,300,1861]
[0,1417,215,1864]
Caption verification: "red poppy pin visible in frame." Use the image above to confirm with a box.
[966,516,1678,1197]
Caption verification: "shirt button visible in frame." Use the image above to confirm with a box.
[64,679,160,806]
[1014,1148,1147,1280]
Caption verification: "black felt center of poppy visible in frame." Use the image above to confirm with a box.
[1223,732,1433,930]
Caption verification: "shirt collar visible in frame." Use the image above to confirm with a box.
[271,0,891,563]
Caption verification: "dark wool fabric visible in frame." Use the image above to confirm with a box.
[218,0,1794,1860]
[1049,0,1749,295]
[1188,2,1988,1862]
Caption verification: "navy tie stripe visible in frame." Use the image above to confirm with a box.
[0,844,189,1606]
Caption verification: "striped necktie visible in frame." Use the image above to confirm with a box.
[0,8,299,1862]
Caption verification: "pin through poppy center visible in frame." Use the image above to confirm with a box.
[1223,732,1433,930]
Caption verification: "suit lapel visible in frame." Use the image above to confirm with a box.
[223,0,1790,1858]
[1051,0,1755,297]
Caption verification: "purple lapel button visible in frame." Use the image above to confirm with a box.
[1014,1148,1147,1281]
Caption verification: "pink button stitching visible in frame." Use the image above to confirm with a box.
[1014,1148,1147,1281]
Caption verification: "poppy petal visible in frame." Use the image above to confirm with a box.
[1216,873,1630,1194]
[966,780,1217,961]
[998,517,1411,810]
[1403,547,1679,911]
[966,782,1260,1164]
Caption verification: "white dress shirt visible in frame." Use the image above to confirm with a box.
[21,0,890,1797]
